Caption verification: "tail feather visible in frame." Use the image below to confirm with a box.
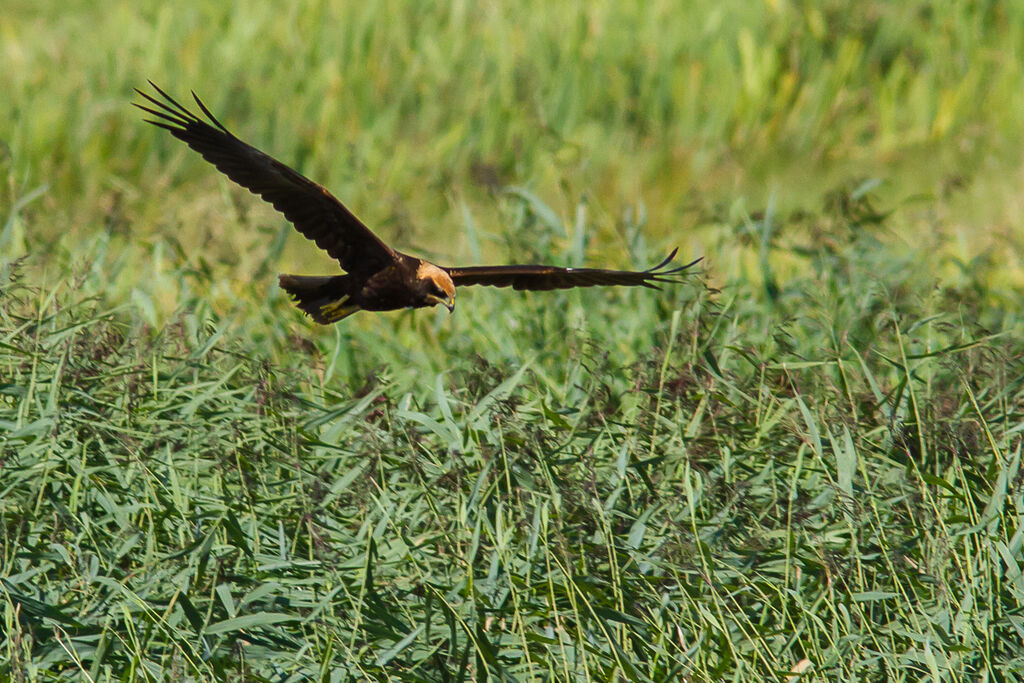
[278,274,359,324]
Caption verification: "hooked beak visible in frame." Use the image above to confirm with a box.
[427,294,455,313]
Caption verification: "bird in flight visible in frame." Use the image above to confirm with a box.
[135,83,699,324]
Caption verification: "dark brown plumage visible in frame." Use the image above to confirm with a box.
[136,82,700,324]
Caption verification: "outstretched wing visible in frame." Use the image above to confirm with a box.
[135,82,397,276]
[445,249,700,291]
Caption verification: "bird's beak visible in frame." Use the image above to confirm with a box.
[427,294,455,313]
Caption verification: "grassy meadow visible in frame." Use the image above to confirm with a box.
[4,1,1024,680]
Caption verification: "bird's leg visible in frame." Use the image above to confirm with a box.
[319,296,361,323]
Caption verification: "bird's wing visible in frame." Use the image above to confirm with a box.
[445,249,700,291]
[135,82,397,276]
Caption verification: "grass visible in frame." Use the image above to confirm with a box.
[4,1,1024,680]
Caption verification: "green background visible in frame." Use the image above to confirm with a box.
[3,1,1024,679]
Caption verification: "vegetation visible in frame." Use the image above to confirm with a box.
[3,1,1024,680]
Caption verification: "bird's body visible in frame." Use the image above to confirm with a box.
[135,83,698,324]
[278,258,454,323]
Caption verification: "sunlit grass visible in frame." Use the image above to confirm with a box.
[4,0,1024,680]
[5,1,1024,265]
[4,184,1024,679]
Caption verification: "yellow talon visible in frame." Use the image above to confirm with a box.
[319,296,360,322]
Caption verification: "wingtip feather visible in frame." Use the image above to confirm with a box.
[192,90,232,135]
[646,247,680,273]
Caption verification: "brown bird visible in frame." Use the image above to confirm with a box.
[135,83,699,324]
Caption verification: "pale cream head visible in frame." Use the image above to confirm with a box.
[417,262,456,311]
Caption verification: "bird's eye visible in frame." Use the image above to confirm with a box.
[431,283,445,297]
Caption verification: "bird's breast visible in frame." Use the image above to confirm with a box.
[355,265,420,311]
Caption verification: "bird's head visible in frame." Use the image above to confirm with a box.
[415,262,456,312]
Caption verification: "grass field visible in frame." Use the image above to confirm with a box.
[4,1,1024,680]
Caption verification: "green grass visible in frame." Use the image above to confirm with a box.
[4,1,1024,680]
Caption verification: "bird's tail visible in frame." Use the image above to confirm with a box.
[278,274,360,324]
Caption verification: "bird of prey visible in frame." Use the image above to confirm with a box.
[135,83,699,324]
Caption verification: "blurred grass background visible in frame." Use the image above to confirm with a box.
[3,0,1024,680]
[6,0,1024,292]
